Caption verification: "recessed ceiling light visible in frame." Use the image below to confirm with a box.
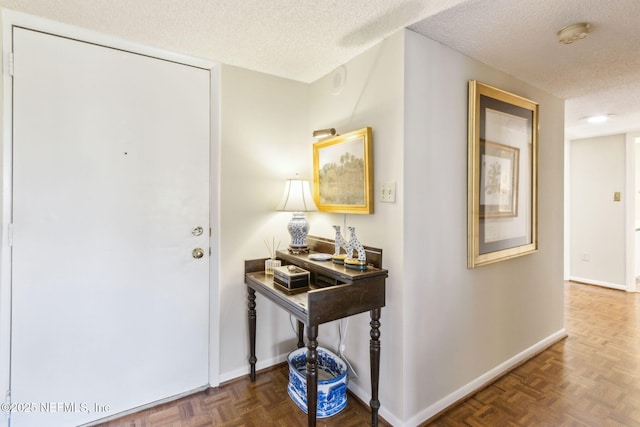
[583,114,615,124]
[557,23,590,44]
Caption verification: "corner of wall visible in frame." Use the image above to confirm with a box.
[402,29,565,424]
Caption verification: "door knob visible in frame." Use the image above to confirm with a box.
[192,248,205,259]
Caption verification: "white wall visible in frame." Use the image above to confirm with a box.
[630,132,640,290]
[217,65,311,380]
[626,133,640,229]
[0,12,7,422]
[403,29,565,424]
[308,31,406,423]
[0,12,568,425]
[634,135,640,229]
[293,28,565,425]
[569,134,626,289]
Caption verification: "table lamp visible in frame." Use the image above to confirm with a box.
[277,176,318,254]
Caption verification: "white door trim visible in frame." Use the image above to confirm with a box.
[626,131,640,292]
[0,10,221,423]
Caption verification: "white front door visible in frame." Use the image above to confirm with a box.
[9,27,210,426]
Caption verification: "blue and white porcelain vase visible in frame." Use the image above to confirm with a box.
[287,347,348,418]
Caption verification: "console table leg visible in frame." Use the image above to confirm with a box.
[248,287,257,382]
[297,321,305,348]
[370,308,381,427]
[306,325,318,427]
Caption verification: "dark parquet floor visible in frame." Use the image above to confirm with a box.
[95,363,389,427]
[425,281,640,426]
[98,282,640,426]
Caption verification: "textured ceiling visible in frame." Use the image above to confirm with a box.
[1,0,638,139]
[409,0,640,139]
[0,0,468,83]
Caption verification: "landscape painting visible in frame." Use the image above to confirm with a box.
[312,127,373,214]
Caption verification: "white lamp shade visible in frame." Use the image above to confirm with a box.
[276,179,318,212]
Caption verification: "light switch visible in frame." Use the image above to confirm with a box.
[379,182,396,203]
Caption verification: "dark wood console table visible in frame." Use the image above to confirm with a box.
[244,236,387,427]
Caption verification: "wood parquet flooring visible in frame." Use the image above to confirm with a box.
[425,281,640,426]
[97,282,640,426]
[95,363,390,427]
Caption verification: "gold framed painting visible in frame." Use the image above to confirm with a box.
[312,127,373,214]
[468,81,538,268]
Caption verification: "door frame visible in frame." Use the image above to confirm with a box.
[0,10,221,422]
[626,131,640,292]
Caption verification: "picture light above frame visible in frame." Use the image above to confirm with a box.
[312,127,374,214]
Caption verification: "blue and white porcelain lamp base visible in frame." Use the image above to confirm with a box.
[287,212,310,254]
[276,177,317,254]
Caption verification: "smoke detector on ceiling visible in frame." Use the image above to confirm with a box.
[557,23,590,44]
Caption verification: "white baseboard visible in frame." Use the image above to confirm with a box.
[402,329,567,427]
[218,353,288,384]
[569,276,626,291]
[87,354,289,426]
[218,330,566,426]
[347,380,403,427]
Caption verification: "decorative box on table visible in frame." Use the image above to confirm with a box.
[273,265,310,292]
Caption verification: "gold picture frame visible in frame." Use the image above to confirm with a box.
[468,81,538,268]
[313,127,373,214]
